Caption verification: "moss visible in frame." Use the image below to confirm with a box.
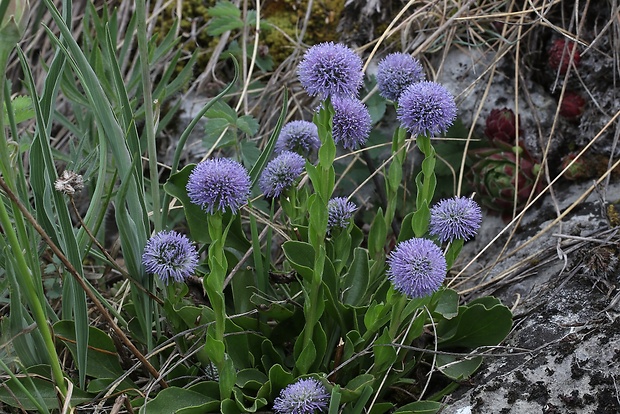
[154,0,345,76]
[262,0,345,64]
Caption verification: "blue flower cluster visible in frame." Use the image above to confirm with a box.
[376,52,425,102]
[186,158,251,214]
[429,196,482,243]
[387,238,447,299]
[327,197,357,230]
[332,96,371,150]
[397,81,457,137]
[275,120,320,156]
[272,378,329,414]
[297,42,363,99]
[142,230,199,284]
[259,151,306,198]
[298,42,371,150]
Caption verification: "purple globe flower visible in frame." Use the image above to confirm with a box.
[186,158,251,214]
[259,151,306,198]
[327,197,357,230]
[397,81,457,137]
[387,238,447,299]
[275,120,320,156]
[429,196,482,243]
[273,378,329,414]
[332,96,372,150]
[376,52,425,102]
[297,42,363,99]
[142,230,199,284]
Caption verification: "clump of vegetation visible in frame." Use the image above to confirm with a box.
[1,0,618,413]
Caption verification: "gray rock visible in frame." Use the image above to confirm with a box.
[444,180,620,413]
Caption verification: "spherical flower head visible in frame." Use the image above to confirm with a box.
[376,52,425,102]
[332,96,372,150]
[387,238,447,299]
[186,158,251,214]
[142,230,199,284]
[327,197,357,230]
[429,196,482,243]
[273,378,329,414]
[259,151,306,198]
[275,120,321,156]
[397,81,457,137]
[297,42,363,99]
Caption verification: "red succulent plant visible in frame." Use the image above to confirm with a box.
[548,38,581,74]
[470,141,543,213]
[559,91,586,120]
[484,108,521,145]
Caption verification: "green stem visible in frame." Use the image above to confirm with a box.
[204,212,236,398]
[388,291,408,339]
[206,213,225,340]
[0,47,15,189]
[0,196,67,397]
[384,126,407,231]
[296,103,335,374]
[411,134,437,237]
[0,34,67,398]
[416,135,436,205]
[134,0,161,232]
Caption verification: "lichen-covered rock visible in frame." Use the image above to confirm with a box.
[446,179,620,413]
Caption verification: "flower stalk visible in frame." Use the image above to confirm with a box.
[204,212,237,399]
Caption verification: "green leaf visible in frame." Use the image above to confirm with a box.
[444,239,464,269]
[368,403,395,414]
[208,0,241,17]
[338,374,375,402]
[393,400,442,413]
[432,288,459,320]
[237,114,259,136]
[139,386,219,414]
[204,118,236,149]
[236,369,268,390]
[206,100,238,123]
[365,90,386,124]
[436,355,483,380]
[372,328,397,373]
[437,302,512,348]
[343,248,370,305]
[294,336,316,374]
[3,95,34,124]
[282,240,315,282]
[240,139,261,169]
[257,364,293,401]
[363,301,390,334]
[231,387,268,412]
[207,1,243,36]
[411,200,430,238]
[368,208,387,258]
[53,321,136,388]
[398,212,415,242]
[0,365,91,411]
